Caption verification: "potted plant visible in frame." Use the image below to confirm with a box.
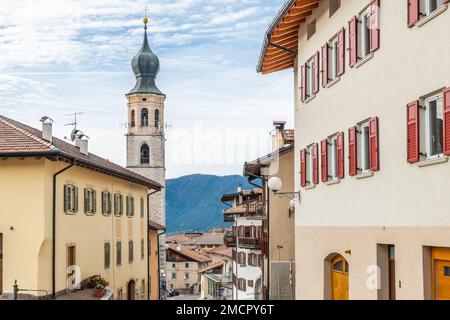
[94,283,106,298]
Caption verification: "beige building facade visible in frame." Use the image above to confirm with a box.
[258,0,450,300]
[0,116,162,300]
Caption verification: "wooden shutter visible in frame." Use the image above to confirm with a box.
[321,44,329,87]
[337,28,345,76]
[444,88,450,156]
[314,52,320,94]
[321,139,328,183]
[369,117,380,171]
[93,190,97,213]
[312,143,319,185]
[74,187,78,212]
[84,189,88,213]
[407,101,420,163]
[337,132,345,179]
[370,0,380,53]
[349,127,358,176]
[301,64,307,102]
[408,0,420,27]
[300,149,307,188]
[348,16,358,67]
[64,185,69,213]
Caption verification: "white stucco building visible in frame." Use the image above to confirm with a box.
[258,0,450,300]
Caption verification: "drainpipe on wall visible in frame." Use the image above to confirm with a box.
[52,161,75,300]
[156,229,166,300]
[147,189,160,300]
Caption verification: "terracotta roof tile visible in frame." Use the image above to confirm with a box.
[0,115,161,190]
[167,244,212,263]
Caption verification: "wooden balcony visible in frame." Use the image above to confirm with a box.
[238,237,262,250]
[224,233,236,247]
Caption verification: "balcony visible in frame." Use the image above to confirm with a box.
[238,237,261,250]
[224,233,236,247]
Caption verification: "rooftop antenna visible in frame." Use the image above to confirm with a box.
[64,112,84,142]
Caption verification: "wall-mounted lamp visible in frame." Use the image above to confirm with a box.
[268,177,301,210]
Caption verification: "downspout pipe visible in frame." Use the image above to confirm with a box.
[52,161,75,299]
[157,229,166,300]
[147,189,160,300]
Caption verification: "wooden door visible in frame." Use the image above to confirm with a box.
[0,234,3,294]
[388,245,396,300]
[331,255,349,300]
[432,247,450,300]
[127,280,136,300]
[67,245,76,289]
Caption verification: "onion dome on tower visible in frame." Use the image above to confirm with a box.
[128,17,164,96]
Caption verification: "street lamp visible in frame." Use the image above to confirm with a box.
[267,176,301,204]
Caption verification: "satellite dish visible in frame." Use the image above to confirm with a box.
[70,129,83,142]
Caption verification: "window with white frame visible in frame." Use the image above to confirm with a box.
[357,122,371,172]
[328,36,339,81]
[306,58,315,98]
[306,145,314,185]
[84,188,96,215]
[102,191,112,216]
[358,5,372,60]
[64,184,78,214]
[420,0,445,17]
[328,136,339,180]
[421,92,444,158]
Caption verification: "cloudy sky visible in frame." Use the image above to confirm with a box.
[0,0,293,179]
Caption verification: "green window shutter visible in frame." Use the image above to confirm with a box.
[140,198,144,218]
[108,193,112,214]
[102,192,106,214]
[74,187,79,213]
[93,190,97,214]
[64,185,69,213]
[114,194,118,215]
[131,197,135,217]
[84,188,88,213]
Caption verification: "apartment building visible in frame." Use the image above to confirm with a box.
[222,189,263,300]
[258,0,450,300]
[244,121,296,300]
[165,244,211,294]
[0,115,162,300]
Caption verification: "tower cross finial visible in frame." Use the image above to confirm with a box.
[143,5,149,29]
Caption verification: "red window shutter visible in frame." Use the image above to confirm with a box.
[313,143,319,185]
[348,16,358,67]
[321,139,328,183]
[407,100,420,163]
[444,88,450,156]
[370,0,380,53]
[321,44,329,87]
[337,132,345,179]
[349,127,358,176]
[369,117,380,171]
[408,0,420,27]
[337,28,345,76]
[301,64,307,102]
[300,149,307,188]
[314,52,320,94]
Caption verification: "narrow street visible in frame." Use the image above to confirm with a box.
[168,294,201,301]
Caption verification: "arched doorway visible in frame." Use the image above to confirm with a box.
[331,255,349,300]
[127,280,136,300]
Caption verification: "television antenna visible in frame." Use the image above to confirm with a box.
[64,112,84,142]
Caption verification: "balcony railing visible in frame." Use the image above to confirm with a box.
[224,233,236,247]
[238,237,262,250]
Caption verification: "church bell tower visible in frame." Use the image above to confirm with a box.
[126,17,166,279]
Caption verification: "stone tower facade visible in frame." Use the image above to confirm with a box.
[126,21,166,292]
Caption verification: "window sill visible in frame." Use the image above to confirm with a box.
[326,77,341,89]
[305,185,316,190]
[355,53,374,69]
[417,5,448,27]
[416,156,448,168]
[65,211,77,215]
[304,94,317,104]
[356,171,374,180]
[326,179,341,186]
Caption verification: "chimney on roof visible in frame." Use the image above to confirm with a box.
[40,116,54,143]
[78,134,89,156]
[272,121,286,152]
